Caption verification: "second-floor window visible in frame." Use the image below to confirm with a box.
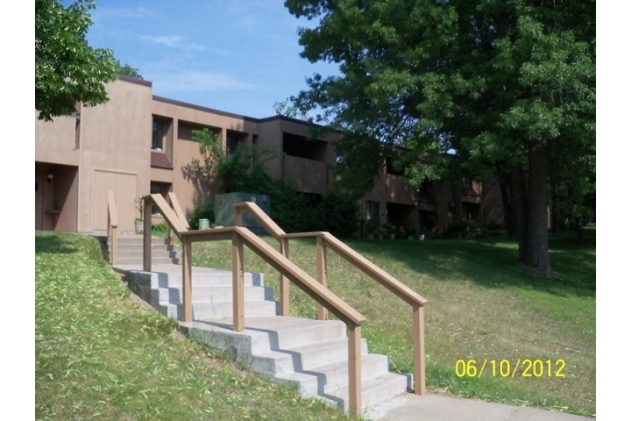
[152,120,164,150]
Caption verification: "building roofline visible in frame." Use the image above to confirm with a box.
[117,75,152,87]
[152,95,261,123]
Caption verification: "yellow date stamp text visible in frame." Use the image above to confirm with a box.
[454,359,566,378]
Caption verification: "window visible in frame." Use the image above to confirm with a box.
[152,120,164,150]
[227,130,247,155]
[365,201,379,223]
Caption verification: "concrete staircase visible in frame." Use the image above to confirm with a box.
[118,264,412,413]
[109,234,181,265]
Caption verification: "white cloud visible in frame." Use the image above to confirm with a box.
[150,70,259,93]
[137,34,228,55]
[140,35,185,47]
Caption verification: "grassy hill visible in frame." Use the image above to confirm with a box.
[35,227,595,418]
[35,232,351,420]
[192,227,596,416]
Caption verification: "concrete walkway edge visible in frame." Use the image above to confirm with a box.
[364,392,594,421]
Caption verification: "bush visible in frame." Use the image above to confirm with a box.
[190,140,359,236]
[151,222,169,235]
[189,202,214,230]
[316,189,359,238]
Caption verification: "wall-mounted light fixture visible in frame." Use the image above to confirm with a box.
[47,172,54,182]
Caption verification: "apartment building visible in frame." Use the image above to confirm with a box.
[35,76,502,235]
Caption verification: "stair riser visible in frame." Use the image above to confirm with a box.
[172,302,277,319]
[116,255,180,266]
[321,356,390,395]
[343,375,411,412]
[109,235,181,265]
[110,238,173,246]
[253,350,386,388]
[273,322,347,350]
[292,339,369,371]
[157,304,277,320]
[127,271,264,289]
[121,254,411,415]
[153,286,275,303]
[180,321,408,412]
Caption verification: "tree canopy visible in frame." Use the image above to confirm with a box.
[115,60,144,80]
[36,0,118,121]
[285,0,595,273]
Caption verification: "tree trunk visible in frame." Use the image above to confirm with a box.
[550,185,561,233]
[576,218,585,245]
[499,179,514,237]
[525,141,551,273]
[510,165,528,264]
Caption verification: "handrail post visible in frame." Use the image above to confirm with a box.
[107,211,117,265]
[279,237,290,316]
[317,235,328,320]
[234,207,242,227]
[413,304,426,395]
[232,232,245,332]
[348,323,362,418]
[143,197,152,272]
[182,237,193,322]
[107,191,118,265]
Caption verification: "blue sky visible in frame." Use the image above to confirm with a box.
[84,0,337,119]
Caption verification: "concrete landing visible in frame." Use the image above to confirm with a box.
[364,392,594,421]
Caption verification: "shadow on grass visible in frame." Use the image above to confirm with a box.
[35,233,79,255]
[346,229,595,299]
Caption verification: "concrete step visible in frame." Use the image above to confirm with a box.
[178,315,411,412]
[123,268,265,289]
[108,235,181,265]
[153,285,275,303]
[116,254,179,263]
[330,371,411,412]
[158,301,277,320]
[121,264,411,415]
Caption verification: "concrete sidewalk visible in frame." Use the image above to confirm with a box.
[365,392,594,421]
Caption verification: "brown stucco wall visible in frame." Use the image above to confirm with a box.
[35,78,505,234]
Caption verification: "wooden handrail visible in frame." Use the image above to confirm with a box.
[141,194,189,272]
[179,227,366,327]
[107,191,118,265]
[274,230,428,395]
[230,201,428,395]
[321,233,428,307]
[233,201,290,315]
[233,201,285,239]
[168,192,189,230]
[178,225,366,416]
[167,192,189,245]
[144,196,385,416]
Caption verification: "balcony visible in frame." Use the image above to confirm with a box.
[283,155,328,194]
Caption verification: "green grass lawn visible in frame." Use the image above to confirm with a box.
[35,228,595,418]
[191,227,596,417]
[35,232,353,420]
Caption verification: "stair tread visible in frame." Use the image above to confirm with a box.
[121,264,410,414]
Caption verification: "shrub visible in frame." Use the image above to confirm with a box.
[151,222,169,235]
[189,202,214,230]
[316,189,359,238]
[189,139,358,236]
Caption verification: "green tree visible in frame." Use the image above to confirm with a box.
[36,0,118,121]
[115,60,143,80]
[285,0,595,273]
